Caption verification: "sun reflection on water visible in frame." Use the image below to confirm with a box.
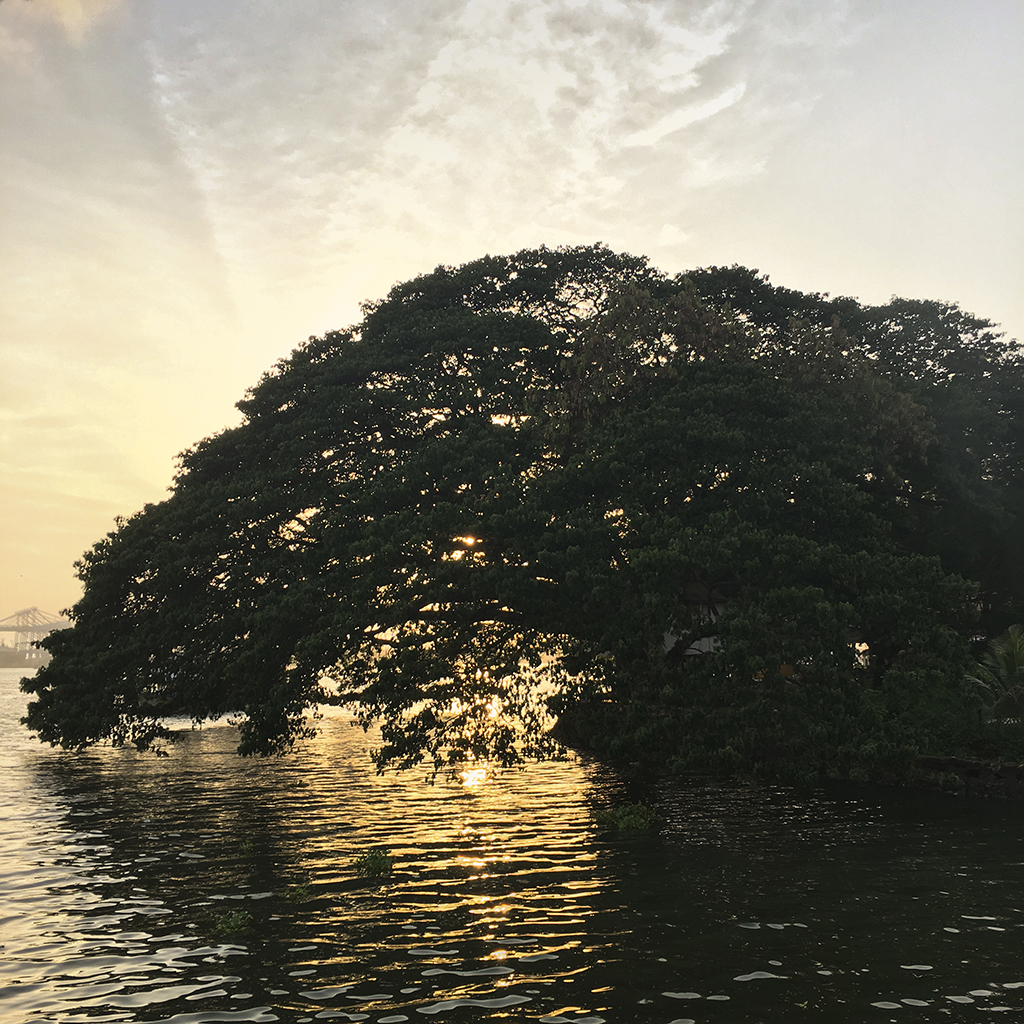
[459,766,488,788]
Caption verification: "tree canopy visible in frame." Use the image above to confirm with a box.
[23,245,1024,780]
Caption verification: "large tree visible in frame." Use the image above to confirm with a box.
[23,246,1024,779]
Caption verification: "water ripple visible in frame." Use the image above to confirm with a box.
[4,673,1024,1023]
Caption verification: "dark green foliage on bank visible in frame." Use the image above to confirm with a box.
[968,625,1024,754]
[22,246,1024,781]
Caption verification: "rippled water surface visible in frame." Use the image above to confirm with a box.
[4,668,1024,1024]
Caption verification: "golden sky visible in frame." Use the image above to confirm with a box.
[1,0,1022,615]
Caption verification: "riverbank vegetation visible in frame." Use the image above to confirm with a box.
[22,245,1024,784]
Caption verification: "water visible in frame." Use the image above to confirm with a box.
[3,667,1024,1024]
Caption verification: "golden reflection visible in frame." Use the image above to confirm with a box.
[459,766,488,788]
[469,903,512,917]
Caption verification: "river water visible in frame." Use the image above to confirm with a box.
[3,667,1024,1024]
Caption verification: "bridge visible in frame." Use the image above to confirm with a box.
[0,607,72,651]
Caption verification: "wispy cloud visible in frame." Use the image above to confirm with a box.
[145,0,853,328]
[623,81,747,146]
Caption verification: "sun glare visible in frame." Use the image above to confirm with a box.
[459,767,488,788]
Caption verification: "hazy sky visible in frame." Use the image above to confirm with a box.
[1,0,1021,616]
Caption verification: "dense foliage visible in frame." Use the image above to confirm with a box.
[23,246,1024,780]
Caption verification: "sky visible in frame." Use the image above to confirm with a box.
[1,0,1021,618]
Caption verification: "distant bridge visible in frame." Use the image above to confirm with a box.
[0,607,72,651]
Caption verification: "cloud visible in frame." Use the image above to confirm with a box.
[141,0,853,339]
[656,223,690,246]
[623,81,747,146]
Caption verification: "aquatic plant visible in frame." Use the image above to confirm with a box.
[593,802,659,832]
[214,909,252,934]
[351,846,394,876]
